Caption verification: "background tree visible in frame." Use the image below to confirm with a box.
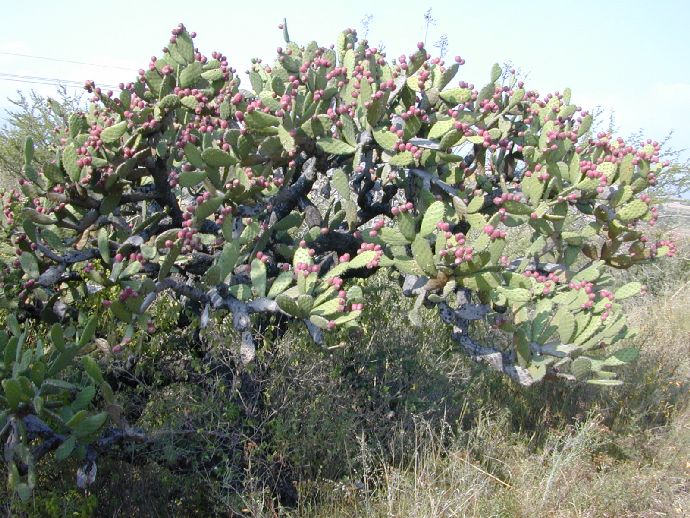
[0,87,83,184]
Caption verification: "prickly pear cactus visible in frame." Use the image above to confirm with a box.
[0,21,676,499]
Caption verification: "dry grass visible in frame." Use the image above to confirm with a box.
[290,409,688,518]
[247,255,689,518]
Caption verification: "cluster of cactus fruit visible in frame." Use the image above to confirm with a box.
[0,21,675,498]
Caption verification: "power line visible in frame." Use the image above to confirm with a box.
[0,76,85,88]
[1,71,101,84]
[0,72,121,90]
[0,51,136,71]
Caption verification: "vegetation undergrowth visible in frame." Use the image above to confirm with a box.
[1,237,687,517]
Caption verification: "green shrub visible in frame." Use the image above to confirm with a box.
[0,19,679,504]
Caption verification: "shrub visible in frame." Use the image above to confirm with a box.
[0,20,676,500]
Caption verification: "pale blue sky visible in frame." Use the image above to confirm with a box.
[1,0,689,161]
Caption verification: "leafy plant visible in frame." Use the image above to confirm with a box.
[0,314,144,501]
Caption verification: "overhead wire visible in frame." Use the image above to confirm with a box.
[0,51,136,71]
[0,51,137,90]
[0,72,123,90]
